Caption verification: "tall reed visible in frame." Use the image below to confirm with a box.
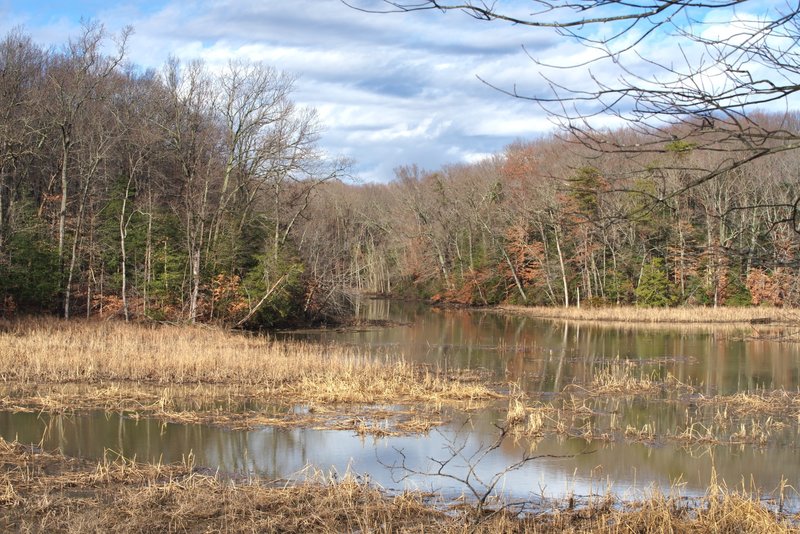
[0,318,498,404]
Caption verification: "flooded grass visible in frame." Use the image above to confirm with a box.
[584,360,662,395]
[0,318,499,435]
[503,363,800,448]
[2,317,797,445]
[695,390,800,419]
[504,397,799,448]
[0,436,796,533]
[0,381,470,436]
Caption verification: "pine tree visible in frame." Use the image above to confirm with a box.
[635,258,677,307]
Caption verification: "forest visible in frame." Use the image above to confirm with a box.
[5,3,800,531]
[1,23,799,328]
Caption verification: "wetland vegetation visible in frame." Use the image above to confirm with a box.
[3,436,796,533]
[3,304,800,531]
[2,5,800,529]
[0,317,498,435]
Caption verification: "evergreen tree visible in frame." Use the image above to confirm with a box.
[635,258,677,307]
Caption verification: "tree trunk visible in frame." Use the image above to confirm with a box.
[64,175,91,319]
[0,162,7,256]
[144,192,152,317]
[58,135,70,265]
[500,245,527,302]
[188,247,200,323]
[120,175,133,321]
[553,223,569,307]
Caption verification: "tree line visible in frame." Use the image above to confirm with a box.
[0,23,347,325]
[307,118,800,308]
[331,0,800,309]
[2,22,799,325]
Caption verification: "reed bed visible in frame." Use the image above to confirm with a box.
[0,318,498,398]
[1,436,796,533]
[586,362,662,395]
[499,304,796,326]
[0,318,498,434]
[503,364,799,446]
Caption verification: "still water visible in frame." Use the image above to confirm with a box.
[1,408,796,503]
[289,299,800,395]
[3,301,800,504]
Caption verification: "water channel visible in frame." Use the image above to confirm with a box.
[3,300,800,505]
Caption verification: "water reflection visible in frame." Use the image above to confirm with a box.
[3,301,800,505]
[1,409,797,505]
[286,300,800,394]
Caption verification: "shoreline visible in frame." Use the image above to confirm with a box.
[494,304,799,327]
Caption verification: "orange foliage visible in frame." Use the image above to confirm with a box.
[504,224,545,287]
[501,143,539,186]
[666,221,700,284]
[91,294,124,318]
[745,268,794,306]
[211,274,249,320]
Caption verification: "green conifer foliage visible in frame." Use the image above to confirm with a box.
[635,258,677,307]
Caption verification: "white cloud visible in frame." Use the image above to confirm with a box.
[1,0,681,182]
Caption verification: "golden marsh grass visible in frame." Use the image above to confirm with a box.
[499,304,798,327]
[1,436,796,533]
[503,363,800,447]
[0,317,498,398]
[0,318,499,434]
[696,390,800,418]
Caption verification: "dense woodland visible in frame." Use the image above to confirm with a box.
[2,24,800,327]
[0,24,348,326]
[318,122,800,309]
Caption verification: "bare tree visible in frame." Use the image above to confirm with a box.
[0,29,44,256]
[210,60,296,265]
[44,21,131,317]
[155,58,221,323]
[112,69,163,321]
[47,21,129,260]
[347,1,800,213]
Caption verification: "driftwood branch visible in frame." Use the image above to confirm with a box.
[236,275,287,327]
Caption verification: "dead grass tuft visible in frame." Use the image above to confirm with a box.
[588,361,660,395]
[696,390,800,419]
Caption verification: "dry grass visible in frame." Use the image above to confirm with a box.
[0,383,453,436]
[585,361,661,395]
[499,304,797,326]
[1,436,797,533]
[695,390,800,419]
[0,318,494,399]
[562,360,694,398]
[506,391,551,438]
[0,317,499,434]
[503,362,798,446]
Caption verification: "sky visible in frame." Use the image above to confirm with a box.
[0,0,784,183]
[0,0,592,182]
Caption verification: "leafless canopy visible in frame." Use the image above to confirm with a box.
[345,1,800,207]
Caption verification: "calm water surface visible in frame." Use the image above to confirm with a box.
[287,300,800,394]
[3,301,800,504]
